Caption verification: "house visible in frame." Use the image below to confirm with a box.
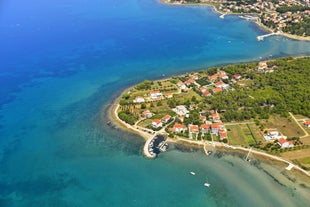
[149,90,162,100]
[219,128,227,140]
[202,90,211,97]
[170,123,186,133]
[175,105,189,116]
[233,74,241,80]
[219,71,229,79]
[211,123,220,134]
[134,96,145,103]
[278,138,294,148]
[165,93,173,99]
[185,79,195,86]
[188,124,199,139]
[177,81,187,90]
[304,120,310,128]
[162,114,171,123]
[212,87,222,94]
[200,86,208,93]
[215,81,225,88]
[258,61,268,71]
[208,74,219,82]
[142,110,153,118]
[200,124,211,134]
[152,119,162,128]
[200,115,207,122]
[210,110,221,122]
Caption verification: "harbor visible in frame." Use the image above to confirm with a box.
[143,134,168,159]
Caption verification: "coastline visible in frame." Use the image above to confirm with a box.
[107,83,310,178]
[159,0,310,41]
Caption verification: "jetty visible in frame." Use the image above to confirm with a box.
[257,31,281,41]
[219,13,226,19]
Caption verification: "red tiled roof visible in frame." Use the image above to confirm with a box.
[190,125,199,132]
[163,114,171,120]
[201,124,210,129]
[153,119,162,124]
[213,87,222,93]
[278,138,286,144]
[174,123,185,129]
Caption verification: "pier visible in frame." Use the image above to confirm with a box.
[257,31,281,41]
[219,13,226,19]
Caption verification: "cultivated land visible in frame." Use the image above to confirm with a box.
[115,57,310,171]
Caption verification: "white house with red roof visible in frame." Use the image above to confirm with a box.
[188,124,199,139]
[200,124,211,134]
[134,96,145,103]
[215,81,225,88]
[152,119,162,128]
[211,122,224,134]
[219,71,229,79]
[210,110,221,123]
[149,90,162,100]
[212,87,222,94]
[142,110,153,118]
[202,90,211,97]
[304,120,310,128]
[278,138,294,148]
[177,81,187,90]
[185,79,195,86]
[219,128,227,140]
[162,114,171,123]
[170,123,186,133]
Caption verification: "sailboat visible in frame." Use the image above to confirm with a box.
[190,171,196,175]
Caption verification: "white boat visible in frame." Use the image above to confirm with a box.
[190,172,196,175]
[204,182,210,187]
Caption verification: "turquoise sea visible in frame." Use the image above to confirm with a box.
[0,0,310,206]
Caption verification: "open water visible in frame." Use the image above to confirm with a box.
[0,0,310,206]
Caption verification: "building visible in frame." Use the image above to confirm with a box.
[200,124,211,134]
[175,105,189,116]
[233,74,241,80]
[212,87,222,94]
[170,123,186,133]
[188,124,199,139]
[162,114,171,123]
[304,120,310,128]
[142,110,153,118]
[134,96,145,103]
[152,119,162,128]
[278,138,294,148]
[149,90,162,100]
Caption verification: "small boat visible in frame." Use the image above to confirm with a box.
[190,172,196,175]
[204,182,210,187]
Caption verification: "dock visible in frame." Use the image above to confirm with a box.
[285,163,294,171]
[257,31,281,41]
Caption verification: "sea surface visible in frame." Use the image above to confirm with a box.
[0,0,310,206]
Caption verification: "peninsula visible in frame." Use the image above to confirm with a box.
[110,56,310,176]
[162,0,310,41]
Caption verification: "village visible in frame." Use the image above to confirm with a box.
[166,0,310,37]
[117,58,310,163]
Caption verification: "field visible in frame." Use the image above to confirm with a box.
[263,115,304,137]
[226,124,258,146]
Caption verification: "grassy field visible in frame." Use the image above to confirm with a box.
[263,115,304,137]
[226,125,248,146]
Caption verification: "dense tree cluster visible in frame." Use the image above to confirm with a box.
[209,57,310,121]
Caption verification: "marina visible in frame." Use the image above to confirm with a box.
[143,134,168,159]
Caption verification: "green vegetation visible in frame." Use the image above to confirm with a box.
[209,57,310,121]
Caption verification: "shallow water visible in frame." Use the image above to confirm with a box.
[0,0,310,206]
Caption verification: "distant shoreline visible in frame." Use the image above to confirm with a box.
[159,0,310,41]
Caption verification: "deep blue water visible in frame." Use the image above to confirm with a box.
[0,0,310,206]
